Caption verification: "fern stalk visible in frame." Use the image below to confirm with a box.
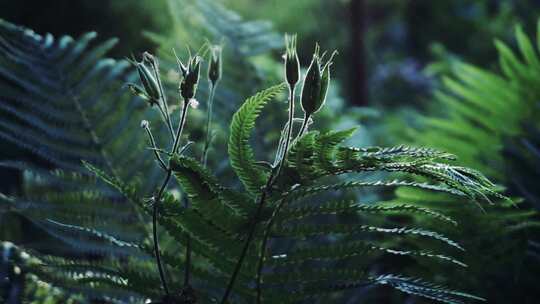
[256,198,287,303]
[221,170,277,304]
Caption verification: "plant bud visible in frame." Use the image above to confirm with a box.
[127,83,158,106]
[208,45,222,85]
[136,61,161,102]
[300,47,322,116]
[300,47,336,116]
[140,120,149,129]
[318,62,331,111]
[284,34,300,87]
[142,51,156,66]
[180,56,202,99]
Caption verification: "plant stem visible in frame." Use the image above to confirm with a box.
[151,94,191,297]
[202,84,216,167]
[151,59,176,142]
[220,171,275,304]
[183,83,218,289]
[274,86,296,180]
[256,199,286,303]
[221,84,296,303]
[172,98,190,154]
[153,169,172,296]
[144,127,168,171]
[183,229,192,287]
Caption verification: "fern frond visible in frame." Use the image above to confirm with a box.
[279,200,457,226]
[268,241,466,268]
[228,83,286,195]
[373,274,485,304]
[274,223,464,251]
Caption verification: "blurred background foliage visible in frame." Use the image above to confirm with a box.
[2,0,540,303]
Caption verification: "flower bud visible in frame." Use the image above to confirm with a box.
[180,55,202,100]
[142,51,156,66]
[284,34,300,87]
[300,46,322,116]
[127,83,158,106]
[300,46,336,116]
[318,61,332,111]
[208,45,222,85]
[140,120,149,129]
[135,60,161,102]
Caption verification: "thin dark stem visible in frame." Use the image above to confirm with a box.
[172,98,190,154]
[144,126,167,171]
[183,83,218,289]
[220,171,275,304]
[274,86,296,180]
[151,60,176,142]
[221,84,296,303]
[256,199,286,303]
[202,84,216,167]
[184,231,192,286]
[153,170,173,296]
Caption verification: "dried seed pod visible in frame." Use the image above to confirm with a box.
[208,45,222,85]
[284,34,300,87]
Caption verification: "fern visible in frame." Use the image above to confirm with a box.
[0,11,509,304]
[385,20,540,304]
[228,83,286,195]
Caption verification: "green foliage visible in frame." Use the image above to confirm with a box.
[385,20,540,304]
[228,84,286,195]
[0,6,510,304]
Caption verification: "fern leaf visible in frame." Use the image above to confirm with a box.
[274,224,464,251]
[228,83,286,195]
[373,274,485,304]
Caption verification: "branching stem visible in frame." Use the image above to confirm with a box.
[221,84,296,304]
[184,83,218,289]
[220,170,276,304]
[172,98,191,154]
[274,86,296,180]
[202,83,217,167]
[153,169,172,296]
[150,59,176,142]
[144,126,167,171]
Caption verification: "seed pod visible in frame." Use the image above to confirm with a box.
[300,48,322,116]
[300,47,336,116]
[136,61,161,102]
[127,83,159,106]
[208,45,222,85]
[318,62,331,111]
[284,34,300,87]
[180,56,202,99]
[142,51,156,66]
